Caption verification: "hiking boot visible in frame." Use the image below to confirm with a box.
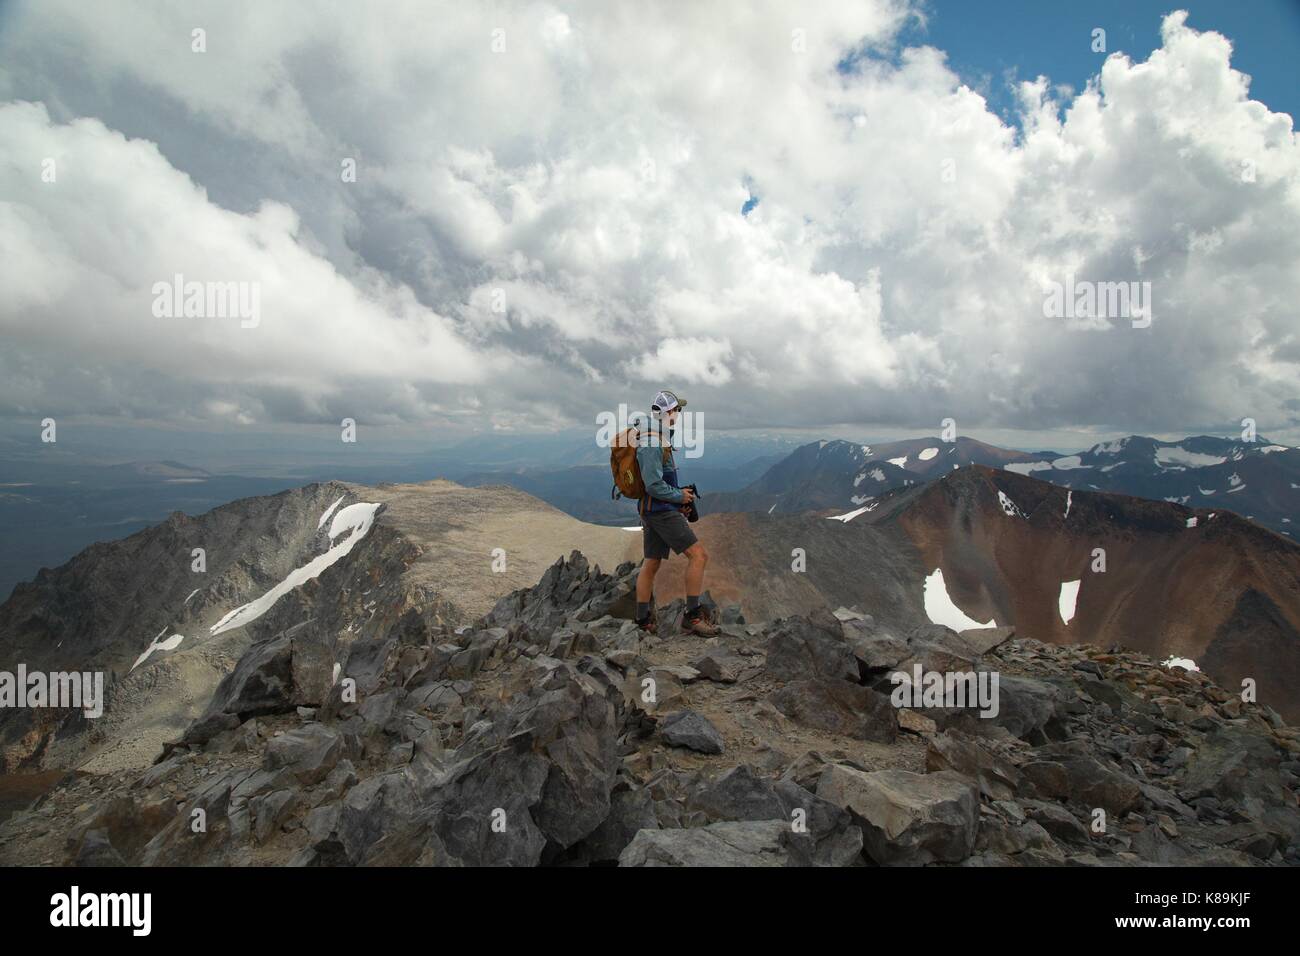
[635,613,658,635]
[682,607,718,637]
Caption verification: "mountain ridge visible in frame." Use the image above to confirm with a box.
[708,433,1299,538]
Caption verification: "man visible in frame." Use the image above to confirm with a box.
[634,389,717,636]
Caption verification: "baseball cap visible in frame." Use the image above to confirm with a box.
[650,389,687,416]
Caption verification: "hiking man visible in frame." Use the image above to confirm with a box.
[633,390,717,636]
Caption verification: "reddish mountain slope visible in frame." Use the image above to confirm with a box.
[870,466,1300,718]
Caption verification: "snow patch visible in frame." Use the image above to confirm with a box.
[1052,455,1086,469]
[1163,657,1199,672]
[1259,445,1288,454]
[924,569,995,631]
[1156,446,1226,468]
[211,502,382,636]
[1186,517,1198,528]
[887,456,908,468]
[1064,491,1072,519]
[132,633,185,671]
[997,490,1024,517]
[1058,580,1080,625]
[318,495,346,529]
[827,504,874,522]
[918,447,939,461]
[1005,461,1051,475]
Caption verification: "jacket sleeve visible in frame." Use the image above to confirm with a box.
[637,445,684,503]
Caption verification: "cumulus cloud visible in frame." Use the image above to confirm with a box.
[0,1,1296,440]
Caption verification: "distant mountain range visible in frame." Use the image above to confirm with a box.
[707,435,1299,539]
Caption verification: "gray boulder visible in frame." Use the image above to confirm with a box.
[1019,799,1090,843]
[817,765,978,865]
[264,723,342,785]
[425,666,621,864]
[290,626,337,707]
[1022,755,1141,815]
[72,829,127,867]
[619,820,792,866]
[770,679,897,743]
[925,731,1021,800]
[660,710,725,755]
[201,632,294,721]
[773,778,865,866]
[765,617,859,682]
[689,765,785,820]
[564,787,659,864]
[901,624,980,673]
[841,618,910,671]
[693,647,747,684]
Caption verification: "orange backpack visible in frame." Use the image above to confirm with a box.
[610,428,671,500]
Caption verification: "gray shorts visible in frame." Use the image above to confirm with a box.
[642,508,698,560]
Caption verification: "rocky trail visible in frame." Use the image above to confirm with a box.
[2,552,1296,867]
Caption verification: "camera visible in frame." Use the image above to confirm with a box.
[682,483,701,523]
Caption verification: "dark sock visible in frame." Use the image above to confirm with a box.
[637,601,651,620]
[686,595,700,613]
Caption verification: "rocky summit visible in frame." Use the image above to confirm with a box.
[1,551,1296,868]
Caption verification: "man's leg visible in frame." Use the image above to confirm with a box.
[684,541,709,612]
[636,558,661,612]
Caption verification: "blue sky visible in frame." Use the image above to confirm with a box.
[908,0,1300,127]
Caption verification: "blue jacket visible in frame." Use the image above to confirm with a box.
[637,434,685,515]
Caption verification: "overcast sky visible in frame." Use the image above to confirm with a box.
[1,1,1297,450]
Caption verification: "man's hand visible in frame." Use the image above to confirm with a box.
[679,487,695,504]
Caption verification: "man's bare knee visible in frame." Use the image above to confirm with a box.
[686,544,708,565]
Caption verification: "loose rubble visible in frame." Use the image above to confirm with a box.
[1,552,1296,867]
